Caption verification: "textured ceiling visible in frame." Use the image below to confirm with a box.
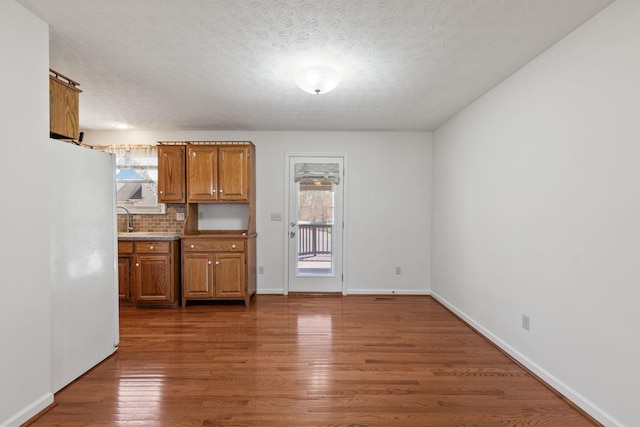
[17,0,614,132]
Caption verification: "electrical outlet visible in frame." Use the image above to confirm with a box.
[522,314,530,331]
[271,213,283,221]
[176,212,185,221]
[395,266,401,275]
[258,266,264,274]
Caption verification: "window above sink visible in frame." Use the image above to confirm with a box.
[98,144,166,214]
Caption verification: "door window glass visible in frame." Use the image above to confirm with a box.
[297,178,334,276]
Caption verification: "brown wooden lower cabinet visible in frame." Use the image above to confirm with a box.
[181,252,214,299]
[214,252,245,298]
[117,240,180,306]
[117,256,131,300]
[181,235,255,306]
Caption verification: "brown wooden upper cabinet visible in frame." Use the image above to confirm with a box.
[187,145,251,202]
[49,69,82,140]
[158,145,186,203]
[187,145,218,202]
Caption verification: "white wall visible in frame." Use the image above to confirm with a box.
[0,1,53,425]
[432,1,639,426]
[86,130,432,295]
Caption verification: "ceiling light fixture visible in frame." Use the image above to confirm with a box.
[294,65,342,95]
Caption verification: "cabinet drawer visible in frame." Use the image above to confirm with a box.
[182,239,244,252]
[134,241,171,254]
[118,241,134,255]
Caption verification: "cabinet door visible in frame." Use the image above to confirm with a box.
[219,146,249,201]
[117,256,131,300]
[187,145,218,202]
[158,145,185,203]
[49,76,80,140]
[214,253,245,298]
[134,254,173,302]
[182,252,214,298]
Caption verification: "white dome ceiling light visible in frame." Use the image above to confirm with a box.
[294,65,342,95]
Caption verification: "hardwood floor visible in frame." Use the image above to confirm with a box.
[27,296,598,426]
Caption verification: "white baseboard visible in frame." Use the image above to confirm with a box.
[256,289,285,295]
[430,291,622,427]
[1,392,53,427]
[346,289,431,295]
[257,289,431,296]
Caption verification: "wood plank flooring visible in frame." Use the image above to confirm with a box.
[27,295,598,426]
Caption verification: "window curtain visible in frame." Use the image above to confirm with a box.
[294,163,340,185]
[94,144,157,168]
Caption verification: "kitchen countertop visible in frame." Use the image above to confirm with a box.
[180,230,253,239]
[117,232,180,241]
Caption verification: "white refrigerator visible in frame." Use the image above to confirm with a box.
[49,141,119,392]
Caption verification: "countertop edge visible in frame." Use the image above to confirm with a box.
[118,233,181,241]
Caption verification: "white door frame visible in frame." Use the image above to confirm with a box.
[284,152,348,295]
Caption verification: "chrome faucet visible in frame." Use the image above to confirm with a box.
[117,205,133,233]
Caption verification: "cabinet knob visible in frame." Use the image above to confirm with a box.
[149,246,154,250]
[219,189,223,193]
[232,244,236,249]
[190,244,195,249]
[159,190,164,194]
[135,263,140,267]
[208,260,212,265]
[216,261,220,265]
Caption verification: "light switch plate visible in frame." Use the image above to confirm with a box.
[522,314,530,331]
[271,213,283,221]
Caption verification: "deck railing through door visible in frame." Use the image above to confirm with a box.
[298,223,332,257]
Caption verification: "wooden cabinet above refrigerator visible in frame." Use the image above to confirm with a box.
[49,69,82,141]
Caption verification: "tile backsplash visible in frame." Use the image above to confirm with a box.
[117,204,186,233]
